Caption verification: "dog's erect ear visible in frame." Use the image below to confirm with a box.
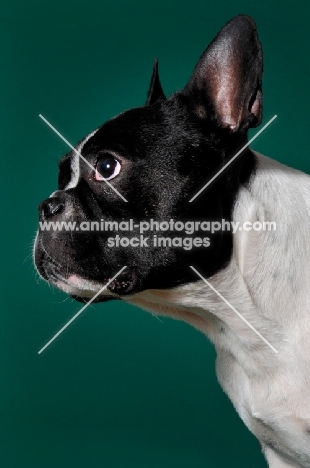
[183,15,263,131]
[146,59,166,106]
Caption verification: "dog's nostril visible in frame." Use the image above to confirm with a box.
[39,197,64,220]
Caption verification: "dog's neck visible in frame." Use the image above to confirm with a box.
[128,152,310,377]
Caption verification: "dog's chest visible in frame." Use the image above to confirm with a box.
[215,348,310,463]
[130,288,310,458]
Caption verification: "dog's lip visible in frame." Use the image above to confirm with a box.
[69,270,137,303]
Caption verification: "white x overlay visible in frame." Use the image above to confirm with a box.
[37,113,278,355]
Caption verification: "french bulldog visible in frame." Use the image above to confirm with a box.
[34,15,310,468]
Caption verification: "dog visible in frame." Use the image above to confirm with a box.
[34,15,310,467]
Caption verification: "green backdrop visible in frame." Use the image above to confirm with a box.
[1,1,310,467]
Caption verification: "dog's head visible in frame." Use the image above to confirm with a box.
[34,15,262,301]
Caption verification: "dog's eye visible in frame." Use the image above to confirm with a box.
[95,154,121,181]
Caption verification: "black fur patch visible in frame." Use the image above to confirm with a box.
[35,15,261,296]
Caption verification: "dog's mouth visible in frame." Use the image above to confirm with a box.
[69,268,138,303]
[36,241,139,302]
[71,295,117,304]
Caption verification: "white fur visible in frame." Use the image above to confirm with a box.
[65,128,99,189]
[125,152,310,467]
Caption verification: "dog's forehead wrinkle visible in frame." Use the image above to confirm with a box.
[84,100,208,155]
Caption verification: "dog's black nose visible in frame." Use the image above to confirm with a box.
[39,197,64,221]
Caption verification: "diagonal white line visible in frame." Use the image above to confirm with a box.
[189,266,278,354]
[39,114,128,203]
[38,266,127,354]
[189,115,277,202]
